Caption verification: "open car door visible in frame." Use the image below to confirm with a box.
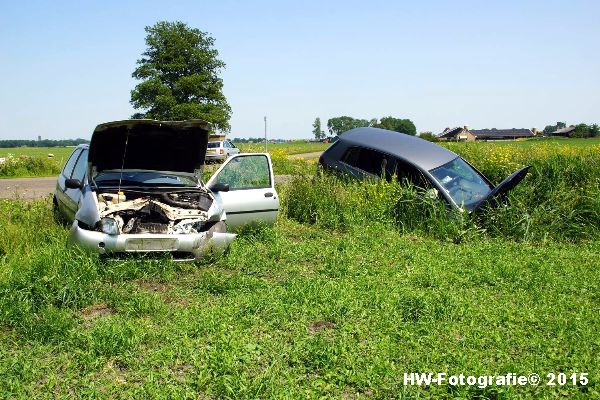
[206,153,279,230]
[471,166,530,212]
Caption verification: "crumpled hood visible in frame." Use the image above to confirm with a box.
[88,119,210,175]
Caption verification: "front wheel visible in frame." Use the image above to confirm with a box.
[52,196,67,226]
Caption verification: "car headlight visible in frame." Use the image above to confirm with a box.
[99,217,120,235]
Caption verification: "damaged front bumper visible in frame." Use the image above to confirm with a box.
[68,220,236,259]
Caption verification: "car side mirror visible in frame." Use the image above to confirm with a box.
[209,182,230,193]
[65,178,83,190]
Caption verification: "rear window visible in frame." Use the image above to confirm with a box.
[207,142,221,148]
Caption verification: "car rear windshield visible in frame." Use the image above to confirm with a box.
[207,142,221,148]
[429,157,492,207]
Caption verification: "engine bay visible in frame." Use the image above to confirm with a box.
[96,189,214,235]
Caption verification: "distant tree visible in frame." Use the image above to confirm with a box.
[571,124,595,138]
[130,21,231,132]
[312,117,325,140]
[327,116,370,135]
[418,132,438,142]
[0,139,89,148]
[544,121,567,135]
[590,124,600,137]
[374,116,417,136]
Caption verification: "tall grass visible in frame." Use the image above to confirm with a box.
[283,145,600,242]
[0,155,62,178]
[282,174,476,242]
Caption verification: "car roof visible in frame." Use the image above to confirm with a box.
[339,127,458,171]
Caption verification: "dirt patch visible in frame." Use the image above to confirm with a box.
[136,280,172,293]
[308,320,336,334]
[79,303,115,321]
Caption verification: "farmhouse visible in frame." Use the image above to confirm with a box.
[437,126,476,141]
[437,126,535,141]
[552,126,576,137]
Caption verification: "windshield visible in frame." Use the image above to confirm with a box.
[94,170,198,187]
[429,157,492,208]
[207,142,221,148]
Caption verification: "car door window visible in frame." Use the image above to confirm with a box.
[212,154,271,189]
[62,149,81,178]
[71,149,88,181]
[342,147,387,177]
[387,157,430,188]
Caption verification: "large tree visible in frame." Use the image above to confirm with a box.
[374,116,417,136]
[327,116,371,135]
[312,117,325,140]
[130,21,232,132]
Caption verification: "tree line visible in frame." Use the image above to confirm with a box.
[312,116,417,140]
[543,121,600,138]
[0,139,90,148]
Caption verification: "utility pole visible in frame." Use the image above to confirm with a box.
[264,116,267,152]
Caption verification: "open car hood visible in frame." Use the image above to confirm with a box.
[471,166,530,212]
[88,119,210,176]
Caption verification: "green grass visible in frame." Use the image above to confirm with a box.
[1,190,599,398]
[0,147,75,158]
[237,141,328,155]
[443,136,600,149]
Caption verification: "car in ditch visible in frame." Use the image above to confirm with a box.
[318,127,529,212]
[53,119,279,260]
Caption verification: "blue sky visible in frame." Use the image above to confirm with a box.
[1,0,598,139]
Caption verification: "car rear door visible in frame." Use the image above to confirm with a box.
[62,149,88,220]
[206,153,278,230]
[227,140,240,156]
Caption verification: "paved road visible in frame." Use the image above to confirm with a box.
[0,175,295,200]
[0,177,56,200]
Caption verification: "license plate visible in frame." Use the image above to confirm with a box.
[207,149,216,153]
[126,238,178,251]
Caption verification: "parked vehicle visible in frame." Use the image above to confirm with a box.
[318,127,529,212]
[54,120,278,259]
[206,139,240,162]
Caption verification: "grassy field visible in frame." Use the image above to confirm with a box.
[1,200,598,399]
[237,140,329,155]
[1,138,599,398]
[476,137,600,148]
[0,147,75,158]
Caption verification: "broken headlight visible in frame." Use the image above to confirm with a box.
[99,217,120,235]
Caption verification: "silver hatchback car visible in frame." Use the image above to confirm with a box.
[319,127,529,212]
[54,119,279,260]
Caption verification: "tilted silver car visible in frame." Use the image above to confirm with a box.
[318,127,529,212]
[54,119,279,259]
[205,139,240,162]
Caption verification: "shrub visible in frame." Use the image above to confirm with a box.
[0,154,62,178]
